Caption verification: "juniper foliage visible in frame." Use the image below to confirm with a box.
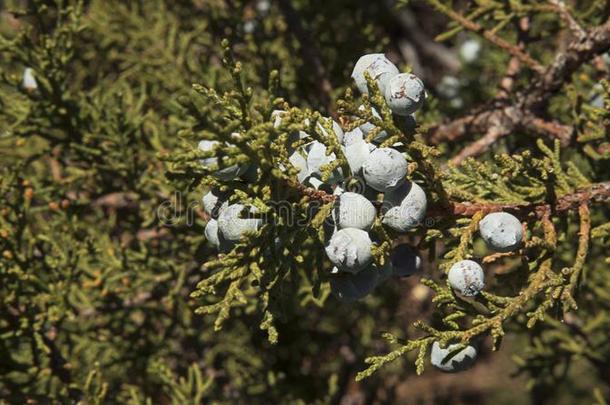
[0,0,609,403]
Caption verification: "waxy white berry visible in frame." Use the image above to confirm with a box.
[384,73,426,116]
[343,132,376,175]
[22,68,37,91]
[333,192,376,231]
[318,117,344,144]
[352,54,399,95]
[431,342,478,373]
[358,105,389,143]
[202,189,229,219]
[362,148,408,192]
[325,228,373,273]
[198,140,248,181]
[198,140,219,167]
[306,141,335,177]
[306,141,343,184]
[479,212,523,252]
[288,149,309,183]
[382,182,427,232]
[204,219,220,248]
[343,127,365,147]
[217,204,262,242]
[448,260,485,296]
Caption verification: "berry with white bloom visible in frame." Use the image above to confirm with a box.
[343,127,365,147]
[214,163,248,181]
[307,176,333,191]
[198,140,248,181]
[479,212,523,252]
[343,132,376,175]
[430,342,477,372]
[318,117,344,144]
[204,219,220,248]
[198,140,220,167]
[22,68,37,91]
[384,73,426,116]
[330,265,379,301]
[325,228,373,273]
[302,117,343,143]
[448,260,485,296]
[202,189,229,219]
[358,106,389,143]
[271,110,310,150]
[382,182,427,232]
[243,20,256,34]
[306,141,343,184]
[390,244,422,277]
[362,148,408,192]
[306,141,334,176]
[333,192,376,231]
[217,204,262,242]
[351,54,399,95]
[459,39,481,63]
[288,149,309,183]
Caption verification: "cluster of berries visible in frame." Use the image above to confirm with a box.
[432,211,523,372]
[200,53,428,301]
[198,53,524,372]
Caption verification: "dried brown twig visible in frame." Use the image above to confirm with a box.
[425,16,610,164]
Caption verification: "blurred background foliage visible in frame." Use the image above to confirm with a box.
[0,0,608,403]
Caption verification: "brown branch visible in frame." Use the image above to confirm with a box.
[548,0,586,39]
[289,180,336,203]
[425,20,610,162]
[526,20,610,111]
[291,176,609,222]
[498,17,529,99]
[428,181,610,219]
[92,192,140,209]
[449,125,510,166]
[427,0,544,72]
[427,105,573,147]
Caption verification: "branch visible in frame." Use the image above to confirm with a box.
[449,125,509,166]
[427,0,544,72]
[428,181,610,218]
[561,203,591,309]
[525,20,610,111]
[425,20,610,161]
[289,180,336,203]
[548,0,586,38]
